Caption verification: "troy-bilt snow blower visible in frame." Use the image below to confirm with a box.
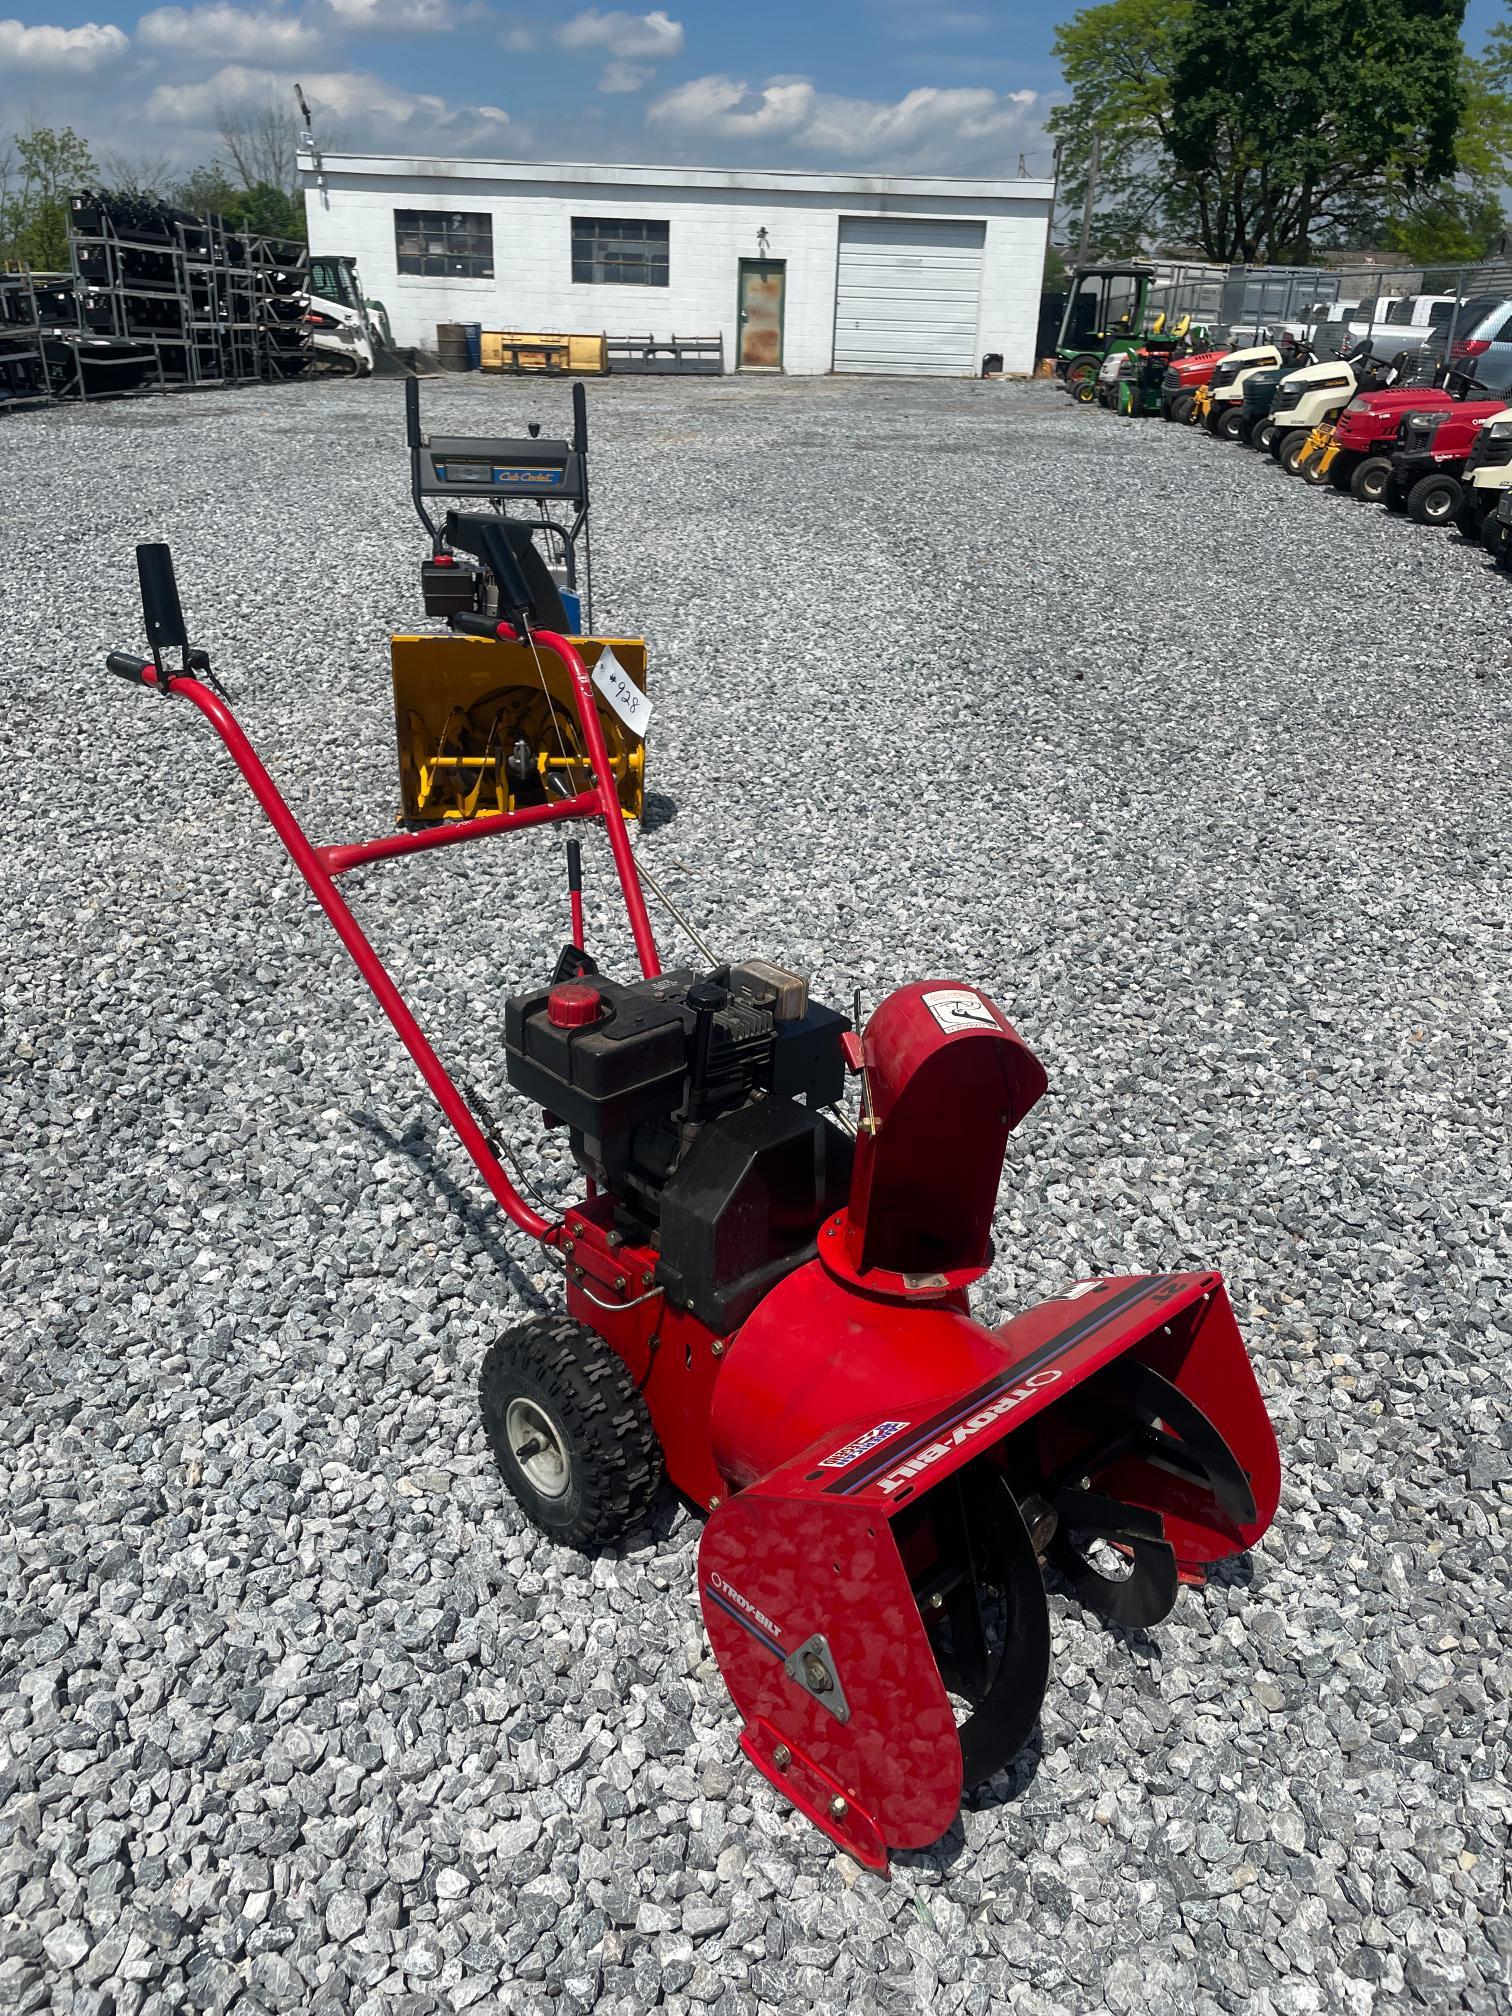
[106,546,1280,1871]
[396,377,647,827]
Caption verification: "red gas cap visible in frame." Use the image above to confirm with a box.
[547,981,601,1029]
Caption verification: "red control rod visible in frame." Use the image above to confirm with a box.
[124,665,558,1243]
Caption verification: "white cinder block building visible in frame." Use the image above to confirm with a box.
[298,151,1054,377]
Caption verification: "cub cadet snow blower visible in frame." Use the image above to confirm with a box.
[397,377,646,826]
[105,546,1281,1871]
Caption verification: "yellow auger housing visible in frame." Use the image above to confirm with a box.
[391,633,647,825]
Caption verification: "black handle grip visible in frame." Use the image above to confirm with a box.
[566,838,582,892]
[572,379,587,455]
[405,374,422,449]
[448,612,501,639]
[106,651,155,684]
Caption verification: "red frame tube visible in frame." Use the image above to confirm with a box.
[316,789,599,877]
[501,624,660,979]
[154,669,554,1239]
[121,625,662,1249]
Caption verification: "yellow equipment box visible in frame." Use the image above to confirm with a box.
[481,332,609,376]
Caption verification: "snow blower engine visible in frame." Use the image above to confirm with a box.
[106,545,1281,1871]
[394,375,647,828]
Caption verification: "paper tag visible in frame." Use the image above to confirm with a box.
[921,987,999,1035]
[592,647,651,740]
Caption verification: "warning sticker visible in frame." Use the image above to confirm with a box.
[921,987,1000,1035]
[591,646,651,740]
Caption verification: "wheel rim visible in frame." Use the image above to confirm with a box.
[1425,490,1452,521]
[505,1397,572,1498]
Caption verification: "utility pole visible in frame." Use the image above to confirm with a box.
[1077,132,1101,264]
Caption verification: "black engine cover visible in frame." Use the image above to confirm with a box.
[656,1099,853,1333]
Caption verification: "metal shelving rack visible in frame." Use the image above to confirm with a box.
[0,270,52,409]
[25,192,316,404]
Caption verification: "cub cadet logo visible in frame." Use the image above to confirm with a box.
[708,1571,783,1644]
[877,1370,1065,1494]
[820,1419,909,1470]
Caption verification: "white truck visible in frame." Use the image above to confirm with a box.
[1340,294,1468,366]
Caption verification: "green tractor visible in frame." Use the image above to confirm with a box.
[1055,263,1156,402]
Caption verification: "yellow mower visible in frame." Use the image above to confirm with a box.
[397,377,648,827]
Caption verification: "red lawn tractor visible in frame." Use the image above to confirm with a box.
[1382,398,1507,525]
[1309,385,1460,500]
[104,543,1281,1872]
[1159,347,1228,423]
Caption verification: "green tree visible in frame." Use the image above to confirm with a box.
[0,124,94,269]
[1169,0,1467,261]
[1048,0,1191,258]
[1050,0,1507,264]
[173,166,306,241]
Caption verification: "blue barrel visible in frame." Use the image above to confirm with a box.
[463,322,482,372]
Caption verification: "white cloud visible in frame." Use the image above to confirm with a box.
[137,4,320,58]
[0,16,129,71]
[647,73,1040,171]
[322,0,465,30]
[557,7,680,60]
[144,62,513,151]
[598,59,651,93]
[881,3,989,34]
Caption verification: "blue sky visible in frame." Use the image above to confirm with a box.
[0,1,1504,180]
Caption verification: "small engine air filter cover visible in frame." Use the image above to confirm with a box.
[547,981,602,1029]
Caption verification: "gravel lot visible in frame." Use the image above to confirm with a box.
[1,373,1508,2016]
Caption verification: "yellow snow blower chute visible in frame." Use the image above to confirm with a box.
[396,376,647,826]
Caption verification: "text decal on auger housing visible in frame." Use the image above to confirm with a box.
[819,1420,910,1470]
[875,1371,1063,1494]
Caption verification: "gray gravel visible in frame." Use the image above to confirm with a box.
[1,374,1508,2016]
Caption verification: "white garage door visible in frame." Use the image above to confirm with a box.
[833,217,986,376]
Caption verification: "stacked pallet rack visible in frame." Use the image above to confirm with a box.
[252,235,313,380]
[0,270,51,410]
[64,191,313,394]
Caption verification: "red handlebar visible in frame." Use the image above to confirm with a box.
[101,620,665,1247]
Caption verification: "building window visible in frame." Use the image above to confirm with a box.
[571,217,669,287]
[394,209,494,278]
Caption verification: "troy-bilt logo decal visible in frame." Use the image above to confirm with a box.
[875,1370,1064,1495]
[820,1420,910,1470]
[706,1571,784,1648]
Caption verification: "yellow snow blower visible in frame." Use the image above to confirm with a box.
[396,377,647,826]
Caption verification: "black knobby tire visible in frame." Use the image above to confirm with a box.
[1382,476,1410,514]
[1350,456,1392,504]
[1481,512,1512,566]
[1279,430,1313,476]
[1407,474,1461,526]
[1329,453,1359,492]
[480,1315,663,1546]
[1215,404,1244,440]
[1253,420,1278,455]
[1169,391,1195,425]
[1455,494,1486,538]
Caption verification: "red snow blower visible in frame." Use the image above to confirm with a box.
[106,545,1280,1871]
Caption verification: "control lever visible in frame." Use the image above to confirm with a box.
[107,544,232,699]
